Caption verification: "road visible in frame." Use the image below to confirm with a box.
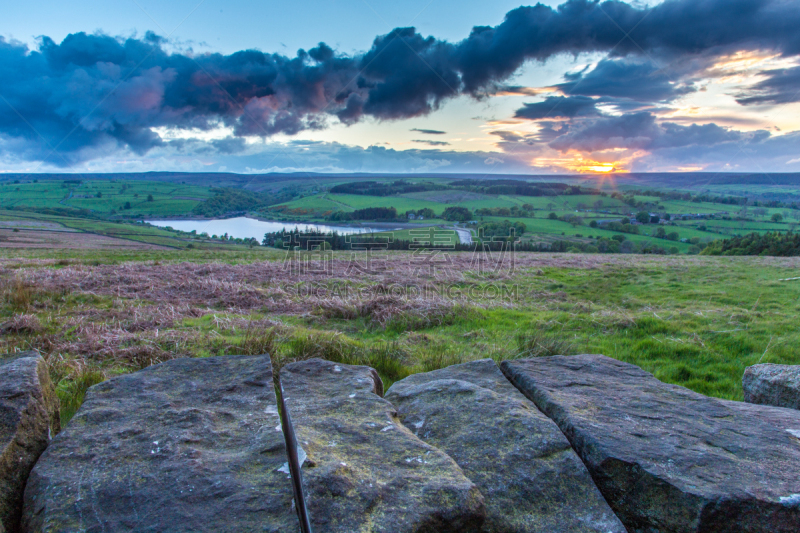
[452,226,473,244]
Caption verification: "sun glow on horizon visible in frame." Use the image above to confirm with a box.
[532,152,637,174]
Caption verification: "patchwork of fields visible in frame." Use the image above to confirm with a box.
[0,174,798,261]
[0,179,213,217]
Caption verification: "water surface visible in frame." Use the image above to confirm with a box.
[146,217,389,240]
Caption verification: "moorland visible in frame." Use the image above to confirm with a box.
[1,172,799,425]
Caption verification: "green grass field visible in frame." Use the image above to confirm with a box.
[0,179,212,217]
[1,175,798,258]
[478,215,694,252]
[327,193,443,213]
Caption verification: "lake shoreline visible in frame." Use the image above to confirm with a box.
[146,216,472,243]
[143,215,433,230]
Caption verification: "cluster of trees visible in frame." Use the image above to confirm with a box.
[614,189,748,206]
[192,188,280,217]
[258,227,698,255]
[474,205,534,217]
[652,227,681,241]
[548,212,585,227]
[702,232,800,256]
[588,219,640,234]
[449,179,592,197]
[548,235,679,255]
[634,211,661,224]
[477,220,526,238]
[330,180,444,196]
[323,205,486,222]
[328,207,398,221]
[442,206,473,222]
[404,208,436,219]
[753,200,800,209]
[200,232,260,247]
[262,228,477,251]
[614,188,800,211]
[549,238,679,255]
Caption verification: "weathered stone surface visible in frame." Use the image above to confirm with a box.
[0,351,59,533]
[385,359,626,533]
[280,358,485,532]
[502,354,800,533]
[22,354,298,533]
[743,363,800,410]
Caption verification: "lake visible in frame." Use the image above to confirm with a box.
[146,217,393,240]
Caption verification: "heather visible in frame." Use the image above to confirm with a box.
[1,248,799,424]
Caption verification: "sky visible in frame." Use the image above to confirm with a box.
[1,0,800,175]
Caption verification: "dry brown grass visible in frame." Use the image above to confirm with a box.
[2,276,35,312]
[0,313,42,334]
[2,251,798,423]
[314,294,480,330]
[0,228,168,250]
[7,252,799,314]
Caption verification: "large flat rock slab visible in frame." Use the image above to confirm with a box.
[22,354,298,533]
[502,354,800,533]
[280,358,485,532]
[0,352,59,533]
[385,359,626,533]
[743,363,800,410]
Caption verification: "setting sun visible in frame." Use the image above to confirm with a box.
[531,154,629,174]
[581,163,617,173]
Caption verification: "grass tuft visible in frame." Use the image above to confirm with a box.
[413,343,466,373]
[3,276,34,312]
[51,358,106,427]
[511,330,575,359]
[363,341,412,387]
[227,324,278,356]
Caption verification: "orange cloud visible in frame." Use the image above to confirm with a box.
[531,150,647,174]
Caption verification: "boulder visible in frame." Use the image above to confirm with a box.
[502,354,800,533]
[22,354,298,533]
[743,363,800,410]
[385,359,626,533]
[0,351,59,533]
[280,358,485,532]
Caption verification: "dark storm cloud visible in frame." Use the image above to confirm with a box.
[736,66,800,105]
[547,111,751,153]
[453,0,800,94]
[514,96,601,120]
[410,128,447,135]
[555,59,694,102]
[2,0,800,164]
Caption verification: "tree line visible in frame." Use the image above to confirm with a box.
[702,232,800,256]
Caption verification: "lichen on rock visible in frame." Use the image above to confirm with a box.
[386,359,625,533]
[502,354,800,533]
[281,358,485,533]
[21,354,297,533]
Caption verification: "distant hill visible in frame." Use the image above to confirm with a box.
[3,171,800,186]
